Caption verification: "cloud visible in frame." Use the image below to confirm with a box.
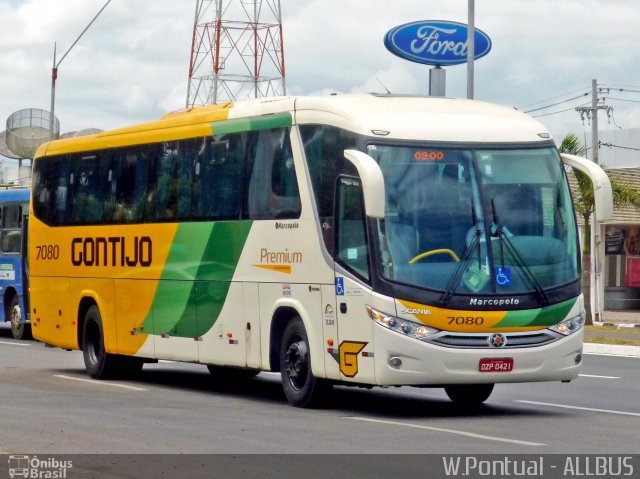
[0,0,638,142]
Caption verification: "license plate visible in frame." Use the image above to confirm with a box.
[479,357,514,372]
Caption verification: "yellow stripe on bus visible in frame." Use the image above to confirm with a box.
[397,299,547,333]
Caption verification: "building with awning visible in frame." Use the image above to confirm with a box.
[569,167,640,315]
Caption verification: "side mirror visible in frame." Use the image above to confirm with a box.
[560,153,613,223]
[343,149,386,219]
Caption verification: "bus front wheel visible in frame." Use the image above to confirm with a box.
[444,383,494,407]
[9,296,31,340]
[279,317,331,408]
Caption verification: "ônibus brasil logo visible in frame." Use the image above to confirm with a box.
[7,455,73,479]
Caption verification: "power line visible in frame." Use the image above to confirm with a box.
[531,102,590,118]
[601,96,640,103]
[599,87,640,95]
[523,93,589,114]
[517,86,590,110]
[600,83,640,87]
[599,141,640,152]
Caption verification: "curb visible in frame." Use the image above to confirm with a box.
[583,343,640,358]
[593,321,640,329]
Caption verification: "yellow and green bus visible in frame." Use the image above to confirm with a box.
[30,94,612,407]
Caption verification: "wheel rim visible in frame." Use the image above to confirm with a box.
[284,337,309,391]
[10,303,22,334]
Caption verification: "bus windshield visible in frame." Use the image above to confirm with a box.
[368,144,579,299]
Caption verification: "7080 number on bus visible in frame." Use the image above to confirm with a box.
[36,244,60,260]
[447,316,485,325]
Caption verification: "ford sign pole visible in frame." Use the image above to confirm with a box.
[467,0,474,99]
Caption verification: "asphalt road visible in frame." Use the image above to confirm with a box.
[1,324,639,456]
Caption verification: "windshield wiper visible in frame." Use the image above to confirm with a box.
[439,203,484,306]
[491,199,550,305]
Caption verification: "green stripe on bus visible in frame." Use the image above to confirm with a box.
[143,221,253,338]
[173,221,253,336]
[495,298,577,328]
[141,223,213,335]
[211,112,292,135]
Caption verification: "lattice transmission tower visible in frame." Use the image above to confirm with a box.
[186,0,286,107]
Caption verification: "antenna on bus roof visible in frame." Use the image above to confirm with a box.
[376,77,391,95]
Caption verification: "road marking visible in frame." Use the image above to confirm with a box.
[516,400,640,417]
[0,340,31,347]
[348,417,545,446]
[578,373,620,379]
[54,374,147,391]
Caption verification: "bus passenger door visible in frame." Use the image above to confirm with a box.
[333,176,376,384]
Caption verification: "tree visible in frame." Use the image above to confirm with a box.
[559,133,640,323]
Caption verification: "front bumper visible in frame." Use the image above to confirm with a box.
[373,322,583,386]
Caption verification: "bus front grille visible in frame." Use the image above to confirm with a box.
[428,330,560,349]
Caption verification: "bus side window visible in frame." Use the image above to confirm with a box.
[1,204,22,254]
[245,128,301,220]
[335,177,370,281]
[68,153,109,224]
[109,146,152,223]
[1,231,21,254]
[33,155,70,226]
[149,141,195,221]
[300,125,359,252]
[194,134,243,220]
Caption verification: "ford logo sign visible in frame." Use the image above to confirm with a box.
[384,20,492,66]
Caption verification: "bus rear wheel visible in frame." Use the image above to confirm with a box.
[9,296,31,340]
[444,384,494,407]
[82,305,142,379]
[279,317,331,408]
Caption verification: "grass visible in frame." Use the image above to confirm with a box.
[584,337,640,346]
[584,325,640,346]
[585,325,640,334]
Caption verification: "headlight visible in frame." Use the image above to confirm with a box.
[366,305,438,341]
[548,312,585,336]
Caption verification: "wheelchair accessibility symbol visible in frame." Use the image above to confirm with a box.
[495,267,512,287]
[336,277,345,296]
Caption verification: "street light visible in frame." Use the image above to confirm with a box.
[49,0,112,139]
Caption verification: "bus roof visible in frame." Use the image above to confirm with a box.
[291,94,551,143]
[34,94,552,158]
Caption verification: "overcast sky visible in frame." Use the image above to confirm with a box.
[1,0,639,154]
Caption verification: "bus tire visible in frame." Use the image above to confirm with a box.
[9,296,31,340]
[279,317,331,408]
[444,383,494,407]
[82,305,121,379]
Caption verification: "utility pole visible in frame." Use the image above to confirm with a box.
[574,79,612,324]
[575,79,609,164]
